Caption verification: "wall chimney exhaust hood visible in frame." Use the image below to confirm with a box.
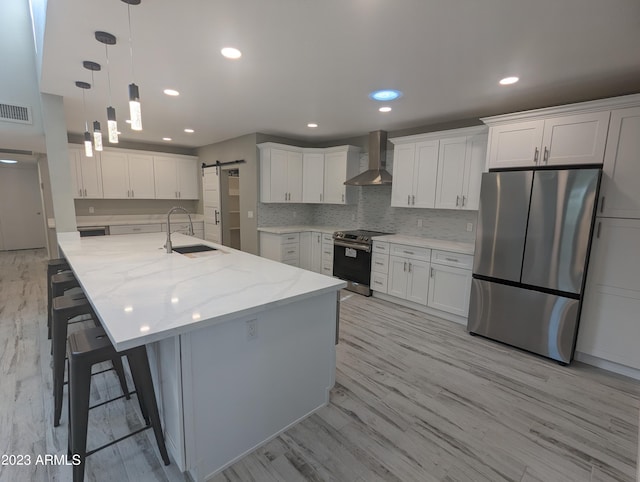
[344,130,392,186]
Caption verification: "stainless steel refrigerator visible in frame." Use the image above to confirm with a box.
[467,168,601,364]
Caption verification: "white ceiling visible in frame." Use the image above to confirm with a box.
[22,0,640,150]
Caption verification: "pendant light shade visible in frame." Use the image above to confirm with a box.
[123,0,143,130]
[128,83,142,131]
[95,31,119,143]
[93,121,104,151]
[84,131,93,157]
[107,106,118,143]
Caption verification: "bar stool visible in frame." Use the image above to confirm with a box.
[49,271,80,340]
[52,295,130,427]
[67,327,170,481]
[47,259,70,339]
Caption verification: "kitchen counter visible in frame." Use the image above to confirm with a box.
[372,234,475,255]
[56,231,344,480]
[257,225,347,235]
[48,214,205,229]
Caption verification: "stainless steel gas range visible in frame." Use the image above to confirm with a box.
[332,230,390,296]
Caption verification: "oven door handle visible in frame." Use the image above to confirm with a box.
[333,240,371,252]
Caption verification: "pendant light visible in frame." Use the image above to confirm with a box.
[95,31,119,143]
[122,0,142,131]
[83,61,103,151]
[75,81,93,158]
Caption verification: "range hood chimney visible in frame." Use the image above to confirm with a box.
[344,130,392,186]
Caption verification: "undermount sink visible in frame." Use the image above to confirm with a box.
[173,244,217,254]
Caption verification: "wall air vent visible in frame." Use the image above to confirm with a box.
[0,103,32,124]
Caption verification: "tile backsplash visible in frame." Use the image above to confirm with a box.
[258,152,478,243]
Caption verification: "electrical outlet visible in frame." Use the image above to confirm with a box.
[247,211,254,219]
[351,213,356,221]
[246,319,257,340]
[89,206,95,214]
[466,222,473,232]
[417,219,423,227]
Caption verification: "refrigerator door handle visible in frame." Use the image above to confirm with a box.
[597,221,602,238]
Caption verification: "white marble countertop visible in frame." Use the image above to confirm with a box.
[371,234,475,255]
[57,232,346,351]
[257,225,348,235]
[48,214,204,229]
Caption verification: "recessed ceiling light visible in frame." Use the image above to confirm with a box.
[499,76,519,85]
[221,47,242,59]
[0,159,18,164]
[369,89,402,101]
[163,88,180,96]
[162,137,172,141]
[307,123,318,128]
[379,106,392,113]
[184,128,194,133]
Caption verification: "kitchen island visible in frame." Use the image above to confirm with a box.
[56,231,345,481]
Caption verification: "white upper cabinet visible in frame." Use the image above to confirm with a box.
[101,151,155,199]
[323,146,359,205]
[391,126,487,210]
[69,147,103,199]
[259,144,303,203]
[154,156,199,200]
[391,140,439,208]
[260,143,359,204]
[484,107,612,169]
[599,106,640,219]
[302,151,324,203]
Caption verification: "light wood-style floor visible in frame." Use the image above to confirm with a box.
[1,248,638,482]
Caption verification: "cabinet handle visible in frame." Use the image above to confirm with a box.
[175,191,178,198]
[375,261,384,266]
[374,280,382,285]
[407,194,411,205]
[430,267,434,278]
[287,250,295,254]
[79,189,82,197]
[600,196,605,213]
[543,147,549,164]
[462,195,466,207]
[132,190,134,197]
[596,221,601,238]
[408,263,412,273]
[533,147,539,164]
[403,250,415,255]
[445,257,458,262]
[342,193,345,202]
[320,193,323,202]
[84,189,87,197]
[456,195,460,207]
[412,195,415,205]
[179,191,181,198]
[214,210,220,225]
[403,261,407,272]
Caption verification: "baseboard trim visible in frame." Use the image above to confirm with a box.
[574,351,640,380]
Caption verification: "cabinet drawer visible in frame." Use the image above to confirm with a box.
[321,263,333,276]
[321,243,334,261]
[281,233,300,243]
[371,253,389,274]
[390,244,430,261]
[371,272,388,293]
[109,224,161,235]
[431,250,473,269]
[281,243,299,261]
[373,241,389,254]
[322,234,334,243]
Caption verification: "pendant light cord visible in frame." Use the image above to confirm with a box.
[81,88,88,131]
[127,2,135,81]
[104,44,113,105]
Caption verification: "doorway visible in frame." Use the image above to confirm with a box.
[220,169,241,250]
[0,162,46,250]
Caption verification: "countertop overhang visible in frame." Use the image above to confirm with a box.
[371,234,475,255]
[57,232,346,351]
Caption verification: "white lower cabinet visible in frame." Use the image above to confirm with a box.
[387,246,431,305]
[321,234,334,276]
[576,217,640,370]
[259,232,300,267]
[427,264,472,317]
[300,232,322,272]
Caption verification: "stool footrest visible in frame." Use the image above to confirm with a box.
[89,391,137,410]
[85,424,150,457]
